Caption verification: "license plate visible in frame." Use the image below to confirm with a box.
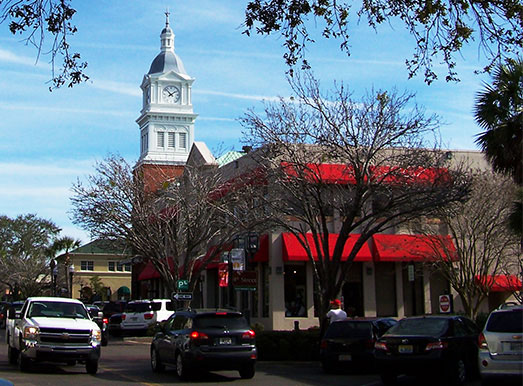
[509,342,523,351]
[130,317,137,321]
[339,354,352,361]
[398,345,413,354]
[219,337,232,345]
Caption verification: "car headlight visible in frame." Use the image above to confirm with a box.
[92,329,102,342]
[23,326,39,340]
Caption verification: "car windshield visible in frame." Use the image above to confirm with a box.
[28,301,88,319]
[486,310,523,333]
[385,318,448,337]
[325,321,372,339]
[194,314,249,329]
[125,303,152,313]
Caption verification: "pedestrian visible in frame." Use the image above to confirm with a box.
[326,299,347,323]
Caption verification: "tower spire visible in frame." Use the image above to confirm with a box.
[160,9,174,53]
[165,8,170,27]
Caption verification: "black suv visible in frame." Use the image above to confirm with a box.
[320,317,397,373]
[150,309,257,380]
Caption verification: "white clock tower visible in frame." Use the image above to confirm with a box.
[136,12,196,168]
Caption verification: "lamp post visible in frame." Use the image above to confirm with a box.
[50,259,57,296]
[68,264,75,298]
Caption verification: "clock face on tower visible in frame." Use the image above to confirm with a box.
[162,85,180,103]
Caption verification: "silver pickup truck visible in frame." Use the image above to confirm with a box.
[6,297,101,374]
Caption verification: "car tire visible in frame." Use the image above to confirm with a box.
[321,361,334,374]
[18,353,31,372]
[102,335,108,346]
[7,344,18,365]
[176,352,190,380]
[239,364,255,379]
[86,358,98,375]
[150,347,165,372]
[380,372,397,385]
[450,358,467,385]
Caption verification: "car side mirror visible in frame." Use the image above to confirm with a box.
[8,308,20,319]
[98,311,103,318]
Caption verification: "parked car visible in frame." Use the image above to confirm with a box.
[0,302,10,328]
[85,305,108,346]
[120,299,174,334]
[101,301,127,319]
[5,301,24,332]
[374,315,480,385]
[478,304,523,384]
[150,309,257,380]
[320,317,397,373]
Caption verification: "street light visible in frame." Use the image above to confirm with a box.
[68,264,75,298]
[50,259,57,296]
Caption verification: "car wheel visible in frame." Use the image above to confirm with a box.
[7,344,18,365]
[18,353,31,372]
[321,361,334,374]
[86,358,98,375]
[102,335,108,347]
[380,372,397,385]
[176,352,190,380]
[451,358,467,385]
[239,364,255,379]
[150,347,165,372]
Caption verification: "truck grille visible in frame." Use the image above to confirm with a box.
[38,328,91,345]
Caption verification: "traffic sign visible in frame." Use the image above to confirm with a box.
[172,292,193,301]
[177,279,189,291]
[439,294,451,313]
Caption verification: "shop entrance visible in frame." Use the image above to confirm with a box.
[342,281,363,317]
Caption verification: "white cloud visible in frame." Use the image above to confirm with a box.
[0,48,49,69]
[0,103,133,117]
[0,161,93,177]
[196,89,282,102]
[87,79,142,97]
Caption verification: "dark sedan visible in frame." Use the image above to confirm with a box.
[320,317,397,373]
[374,315,480,385]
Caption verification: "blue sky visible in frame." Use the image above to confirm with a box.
[0,1,492,244]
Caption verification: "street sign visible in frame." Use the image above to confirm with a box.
[172,292,193,301]
[439,294,451,313]
[232,271,257,291]
[230,248,245,271]
[177,279,189,291]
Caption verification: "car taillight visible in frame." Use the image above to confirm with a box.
[103,318,109,325]
[320,339,328,349]
[366,338,376,349]
[242,330,256,339]
[425,340,448,351]
[121,314,126,320]
[144,312,154,320]
[374,341,388,351]
[478,333,489,350]
[190,331,209,340]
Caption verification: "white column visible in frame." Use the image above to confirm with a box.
[395,263,405,318]
[362,262,377,317]
[423,265,432,314]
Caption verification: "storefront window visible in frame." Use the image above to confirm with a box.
[284,265,307,317]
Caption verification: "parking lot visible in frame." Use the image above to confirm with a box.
[0,328,497,386]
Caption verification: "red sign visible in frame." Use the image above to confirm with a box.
[218,263,228,287]
[439,295,451,313]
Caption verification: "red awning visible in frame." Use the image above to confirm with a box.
[475,275,523,292]
[372,234,457,262]
[137,260,162,281]
[282,233,372,262]
[252,234,269,263]
[280,163,449,185]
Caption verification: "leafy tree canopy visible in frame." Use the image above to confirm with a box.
[244,0,523,83]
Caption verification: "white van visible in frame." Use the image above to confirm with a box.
[120,299,174,333]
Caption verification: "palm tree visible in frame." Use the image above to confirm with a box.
[474,57,522,185]
[52,236,82,297]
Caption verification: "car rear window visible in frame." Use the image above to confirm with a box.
[125,303,152,313]
[386,318,448,336]
[151,301,173,311]
[194,314,249,329]
[325,321,372,338]
[486,310,523,333]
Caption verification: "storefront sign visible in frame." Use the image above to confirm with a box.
[232,271,257,291]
